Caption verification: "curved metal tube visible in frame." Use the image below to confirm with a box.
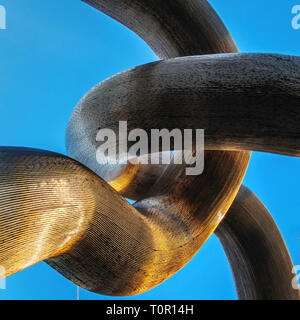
[0,147,297,298]
[0,147,248,296]
[0,0,252,297]
[215,186,300,300]
[79,0,250,201]
[68,53,300,184]
[83,0,238,58]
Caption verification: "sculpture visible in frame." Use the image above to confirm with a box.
[0,0,299,300]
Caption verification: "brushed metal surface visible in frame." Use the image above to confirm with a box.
[216,186,300,300]
[79,0,250,200]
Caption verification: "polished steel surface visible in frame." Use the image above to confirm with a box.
[216,185,299,300]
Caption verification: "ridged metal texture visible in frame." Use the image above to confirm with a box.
[0,0,299,299]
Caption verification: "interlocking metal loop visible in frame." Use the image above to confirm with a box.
[0,0,299,300]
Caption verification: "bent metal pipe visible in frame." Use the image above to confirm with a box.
[0,0,298,299]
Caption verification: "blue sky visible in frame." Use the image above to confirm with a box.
[0,0,299,300]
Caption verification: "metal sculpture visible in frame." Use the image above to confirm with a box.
[0,0,299,300]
